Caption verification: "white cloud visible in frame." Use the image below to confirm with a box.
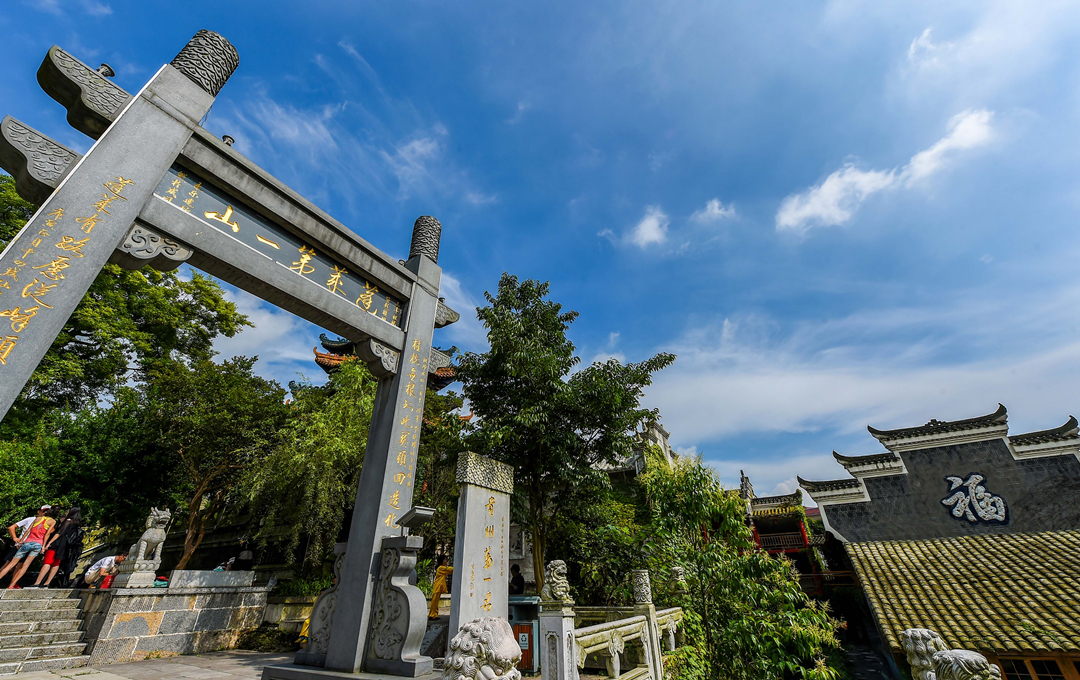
[82,0,111,15]
[212,285,324,390]
[907,27,949,67]
[903,109,992,183]
[691,198,737,223]
[507,102,530,125]
[647,282,1080,446]
[776,109,993,234]
[437,273,488,351]
[590,331,627,364]
[627,205,669,248]
[465,191,498,206]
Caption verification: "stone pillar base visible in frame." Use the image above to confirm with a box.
[261,664,441,680]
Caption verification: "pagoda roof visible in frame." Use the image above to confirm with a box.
[796,476,860,493]
[832,450,899,467]
[319,333,355,354]
[867,403,1007,441]
[314,347,354,373]
[1010,415,1079,446]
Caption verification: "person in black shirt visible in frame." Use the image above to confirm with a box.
[508,563,525,595]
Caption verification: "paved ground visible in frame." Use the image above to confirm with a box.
[13,651,295,680]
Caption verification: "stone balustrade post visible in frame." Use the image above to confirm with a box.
[631,569,664,680]
[539,560,578,680]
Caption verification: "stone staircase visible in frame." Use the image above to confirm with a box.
[0,589,90,675]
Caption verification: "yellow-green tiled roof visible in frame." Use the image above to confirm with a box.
[846,531,1080,655]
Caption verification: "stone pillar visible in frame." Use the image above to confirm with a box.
[449,452,514,638]
[0,31,238,419]
[321,218,443,674]
[539,560,577,680]
[631,569,664,680]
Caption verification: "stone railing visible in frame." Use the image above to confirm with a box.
[539,564,683,680]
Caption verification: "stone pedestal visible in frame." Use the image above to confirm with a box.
[448,452,514,640]
[539,600,578,680]
[366,535,432,677]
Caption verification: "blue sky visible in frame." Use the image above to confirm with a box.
[4,1,1080,497]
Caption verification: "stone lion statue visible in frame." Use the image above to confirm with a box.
[128,506,171,570]
[902,628,949,680]
[901,628,1001,680]
[443,617,522,680]
[540,560,571,602]
[933,650,1002,680]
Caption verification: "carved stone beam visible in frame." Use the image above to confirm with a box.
[428,347,452,372]
[357,338,400,378]
[434,299,460,328]
[108,223,193,272]
[0,116,81,205]
[37,46,133,139]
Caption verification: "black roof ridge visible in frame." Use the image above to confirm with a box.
[832,450,899,465]
[867,403,1007,440]
[1010,415,1079,444]
[797,475,860,492]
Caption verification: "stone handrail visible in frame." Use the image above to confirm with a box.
[540,565,684,680]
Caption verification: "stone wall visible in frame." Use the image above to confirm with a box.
[262,595,316,633]
[823,439,1080,542]
[80,586,270,664]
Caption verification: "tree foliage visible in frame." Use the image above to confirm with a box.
[244,359,378,566]
[643,457,841,680]
[144,356,290,569]
[456,272,674,592]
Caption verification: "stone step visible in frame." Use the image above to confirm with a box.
[0,642,87,664]
[0,654,89,676]
[0,618,82,635]
[0,596,81,611]
[0,607,81,622]
[0,630,83,649]
[0,588,81,601]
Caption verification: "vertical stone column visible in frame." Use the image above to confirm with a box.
[0,31,238,419]
[449,452,514,638]
[322,218,443,674]
[631,569,664,680]
[539,560,577,680]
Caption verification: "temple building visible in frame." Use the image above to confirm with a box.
[799,404,1080,679]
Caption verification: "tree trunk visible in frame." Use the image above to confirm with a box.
[530,480,546,596]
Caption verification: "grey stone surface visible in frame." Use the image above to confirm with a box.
[0,116,80,204]
[157,609,198,635]
[319,254,444,674]
[88,638,137,665]
[194,607,234,632]
[449,453,512,639]
[0,630,82,649]
[262,664,441,680]
[820,438,1080,542]
[169,30,239,97]
[106,613,156,638]
[169,570,255,588]
[194,591,249,609]
[0,45,215,420]
[13,654,90,674]
[364,536,431,676]
[37,45,132,138]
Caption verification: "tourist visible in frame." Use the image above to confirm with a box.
[508,563,525,595]
[81,550,128,588]
[427,554,453,619]
[0,506,56,589]
[31,506,82,589]
[1,507,47,571]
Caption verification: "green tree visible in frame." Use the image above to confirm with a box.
[456,273,674,592]
[144,356,290,569]
[0,173,34,244]
[0,173,250,433]
[244,359,378,566]
[644,457,841,680]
